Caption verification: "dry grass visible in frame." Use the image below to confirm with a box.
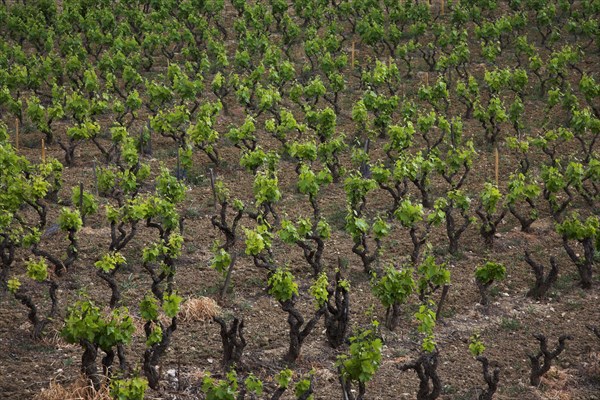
[33,375,111,400]
[40,328,79,350]
[540,366,576,400]
[178,296,220,323]
[183,367,209,385]
[579,351,600,383]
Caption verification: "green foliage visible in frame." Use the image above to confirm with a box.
[244,224,272,256]
[210,246,232,276]
[163,291,182,318]
[58,208,82,232]
[556,213,599,241]
[415,301,437,352]
[110,377,148,400]
[279,216,330,244]
[480,182,503,214]
[294,372,313,400]
[253,170,281,206]
[297,164,332,198]
[345,210,369,241]
[268,268,298,302]
[94,252,126,273]
[240,147,279,172]
[26,257,48,282]
[372,265,415,309]
[384,123,415,156]
[337,322,382,384]
[140,294,159,321]
[469,332,485,357]
[289,141,317,163]
[67,120,101,141]
[244,374,263,396]
[507,173,541,205]
[372,217,391,240]
[62,300,134,352]
[202,370,238,400]
[275,368,293,389]
[7,278,21,293]
[146,324,163,346]
[475,261,506,285]
[142,232,184,263]
[279,218,301,244]
[227,115,256,147]
[344,173,377,210]
[156,167,186,203]
[309,273,329,308]
[417,255,450,296]
[394,198,424,227]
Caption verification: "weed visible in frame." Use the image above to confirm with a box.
[554,272,578,292]
[500,383,531,398]
[441,384,458,395]
[489,286,500,299]
[119,273,137,292]
[196,285,220,296]
[390,347,409,358]
[326,208,347,231]
[564,298,583,311]
[154,146,178,159]
[184,206,203,220]
[245,276,265,288]
[185,242,199,254]
[338,257,349,270]
[239,301,253,312]
[186,168,205,186]
[440,307,457,319]
[500,317,521,332]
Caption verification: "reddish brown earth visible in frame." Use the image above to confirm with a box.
[1,2,600,400]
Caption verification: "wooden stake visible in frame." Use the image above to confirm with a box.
[15,118,19,151]
[209,168,217,211]
[78,182,84,215]
[92,160,99,196]
[176,149,181,181]
[494,146,499,186]
[41,138,46,162]
[351,41,355,68]
[425,72,429,86]
[441,0,444,15]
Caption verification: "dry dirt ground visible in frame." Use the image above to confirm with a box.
[1,2,600,400]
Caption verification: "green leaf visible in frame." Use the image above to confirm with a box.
[268,268,298,302]
[469,332,485,357]
[275,369,293,389]
[372,265,415,309]
[309,273,329,308]
[7,278,21,293]
[475,261,506,285]
[26,257,48,282]
[163,292,182,318]
[140,294,159,321]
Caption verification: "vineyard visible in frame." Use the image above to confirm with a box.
[1,0,600,398]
